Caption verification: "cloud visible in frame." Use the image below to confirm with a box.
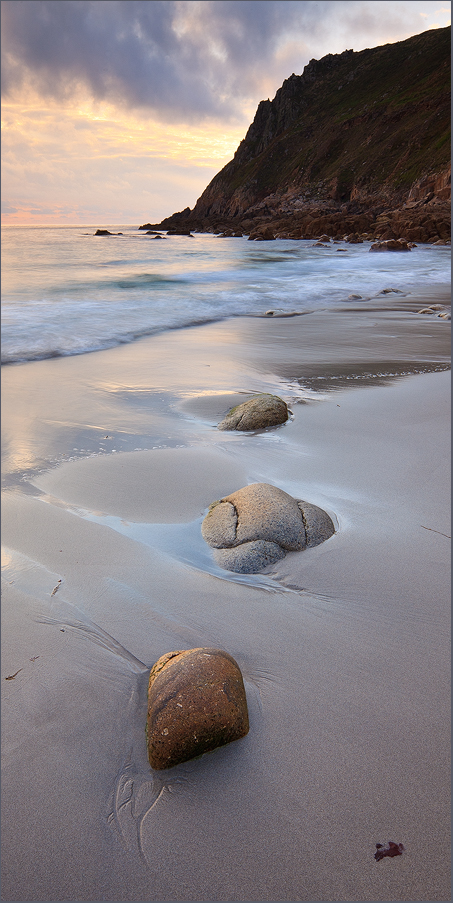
[1,96,241,222]
[2,0,449,223]
[2,0,449,124]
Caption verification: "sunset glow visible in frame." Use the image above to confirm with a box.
[1,0,450,225]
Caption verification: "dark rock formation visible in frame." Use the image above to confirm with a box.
[143,27,450,244]
[369,239,411,251]
[95,229,113,235]
[218,394,289,431]
[202,483,335,573]
[147,648,249,769]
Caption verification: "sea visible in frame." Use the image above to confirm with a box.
[2,223,451,364]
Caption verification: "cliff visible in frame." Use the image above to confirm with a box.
[147,26,451,242]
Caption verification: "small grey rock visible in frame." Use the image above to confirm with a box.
[218,394,288,431]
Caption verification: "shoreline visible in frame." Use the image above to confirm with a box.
[1,287,451,900]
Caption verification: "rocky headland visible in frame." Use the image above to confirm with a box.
[143,26,450,245]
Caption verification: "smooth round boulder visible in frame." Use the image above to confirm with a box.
[147,648,249,770]
[217,394,288,431]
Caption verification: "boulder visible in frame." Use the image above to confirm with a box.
[201,482,335,573]
[217,394,289,431]
[95,229,112,235]
[370,239,410,251]
[248,226,275,241]
[147,648,249,770]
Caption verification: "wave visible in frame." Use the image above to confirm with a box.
[1,313,236,364]
[2,227,450,364]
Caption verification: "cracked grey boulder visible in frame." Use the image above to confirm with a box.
[201,482,334,573]
[217,394,288,431]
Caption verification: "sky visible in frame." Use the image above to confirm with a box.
[1,0,451,225]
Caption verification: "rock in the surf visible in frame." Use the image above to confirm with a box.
[369,239,410,251]
[147,648,249,770]
[218,394,289,431]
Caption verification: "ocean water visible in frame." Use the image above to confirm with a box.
[2,223,450,364]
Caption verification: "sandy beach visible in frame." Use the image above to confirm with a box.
[1,286,451,901]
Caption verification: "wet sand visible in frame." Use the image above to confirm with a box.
[1,286,451,900]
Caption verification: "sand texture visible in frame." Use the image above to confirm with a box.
[1,286,451,900]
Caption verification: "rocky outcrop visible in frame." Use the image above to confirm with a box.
[202,483,335,573]
[218,394,289,431]
[147,648,249,769]
[369,239,411,251]
[145,27,450,244]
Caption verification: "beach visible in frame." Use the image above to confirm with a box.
[1,286,451,901]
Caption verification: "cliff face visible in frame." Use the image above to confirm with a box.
[150,26,451,240]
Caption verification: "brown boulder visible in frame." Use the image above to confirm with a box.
[248,226,275,241]
[370,239,411,252]
[147,648,249,769]
[217,394,289,431]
